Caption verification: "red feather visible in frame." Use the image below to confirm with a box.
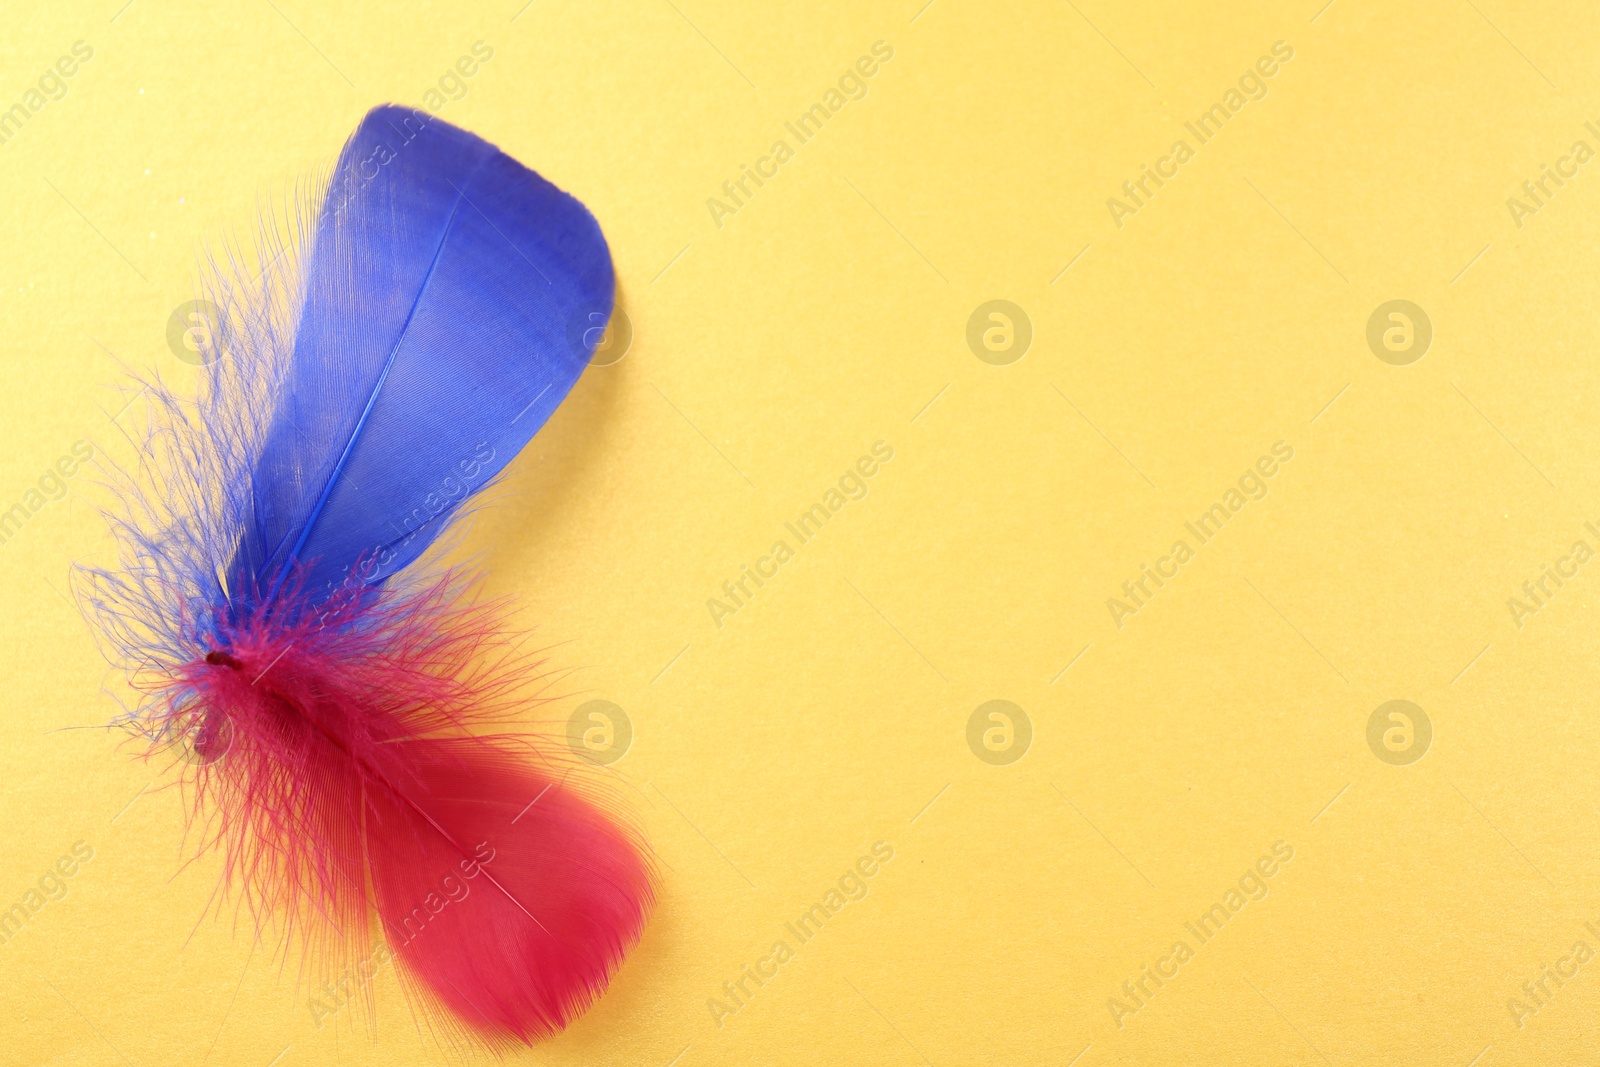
[160,568,653,1045]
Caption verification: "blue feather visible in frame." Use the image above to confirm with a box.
[77,105,615,677]
[231,105,614,611]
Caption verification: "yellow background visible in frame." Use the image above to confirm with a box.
[5,0,1600,1063]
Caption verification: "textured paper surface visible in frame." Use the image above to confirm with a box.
[5,1,1600,1064]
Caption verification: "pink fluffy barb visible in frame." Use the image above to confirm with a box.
[157,573,653,1044]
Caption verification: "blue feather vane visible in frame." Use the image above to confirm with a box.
[77,106,654,1045]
